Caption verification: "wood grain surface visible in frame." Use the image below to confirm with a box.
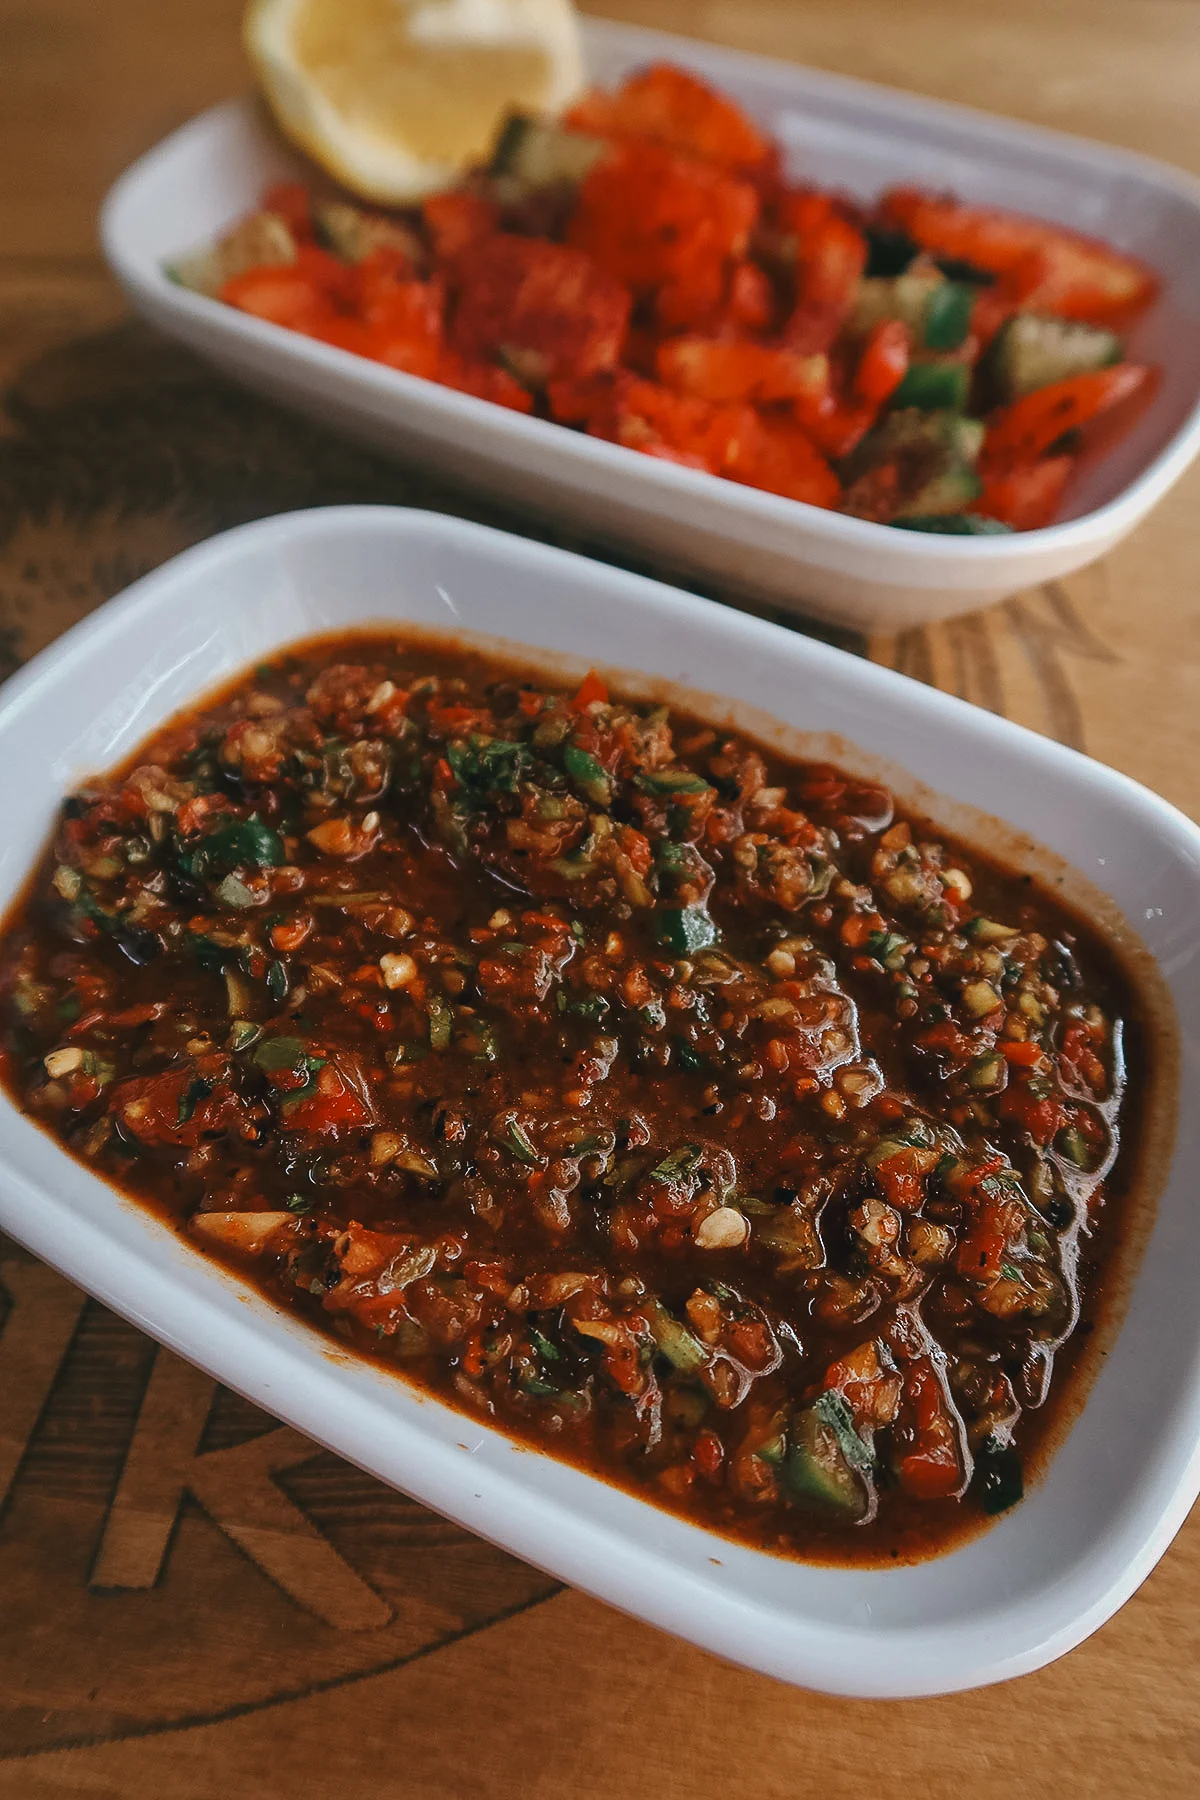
[1,3,1198,1794]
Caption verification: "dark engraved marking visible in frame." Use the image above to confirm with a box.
[0,1583,565,1762]
[91,1352,393,1629]
[0,1262,87,1514]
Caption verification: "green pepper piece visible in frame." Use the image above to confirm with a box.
[892,362,971,411]
[974,1435,1024,1515]
[656,906,718,954]
[192,815,284,875]
[865,929,909,968]
[497,1114,544,1167]
[177,1078,212,1124]
[649,1144,702,1182]
[253,1035,306,1072]
[528,1325,562,1364]
[923,281,975,351]
[446,737,529,799]
[427,993,453,1052]
[637,769,712,796]
[560,991,610,1024]
[563,743,612,808]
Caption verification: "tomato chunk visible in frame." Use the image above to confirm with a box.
[582,373,757,475]
[784,209,868,354]
[452,233,630,385]
[896,1362,965,1501]
[854,319,910,406]
[438,351,535,413]
[729,415,841,508]
[566,62,770,172]
[656,336,828,406]
[569,141,759,293]
[977,455,1074,529]
[422,190,498,261]
[261,180,313,239]
[220,265,333,333]
[982,366,1149,466]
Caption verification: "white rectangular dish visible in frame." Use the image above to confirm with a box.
[99,16,1200,634]
[0,504,1198,1698]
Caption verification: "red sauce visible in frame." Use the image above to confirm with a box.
[0,634,1146,1564]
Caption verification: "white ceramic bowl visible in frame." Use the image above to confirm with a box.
[98,17,1200,635]
[0,506,1197,1698]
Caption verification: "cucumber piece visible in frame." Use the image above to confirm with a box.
[656,907,719,954]
[841,409,982,481]
[895,461,982,518]
[948,415,986,464]
[167,210,296,297]
[987,312,1123,400]
[852,267,972,350]
[895,514,1013,535]
[841,408,987,521]
[786,1393,873,1517]
[645,1301,709,1374]
[312,199,423,265]
[489,113,606,188]
[923,280,974,351]
[892,362,971,411]
[851,267,942,336]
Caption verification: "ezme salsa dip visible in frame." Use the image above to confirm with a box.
[0,636,1142,1563]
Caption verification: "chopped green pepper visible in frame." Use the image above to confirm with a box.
[655,906,718,953]
[497,1114,544,1166]
[974,1435,1024,1515]
[428,993,453,1052]
[923,280,974,351]
[563,743,612,807]
[892,362,971,411]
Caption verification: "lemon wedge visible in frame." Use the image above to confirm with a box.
[244,0,585,204]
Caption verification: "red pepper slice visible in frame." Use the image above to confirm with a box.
[983,366,1149,467]
[881,187,1158,323]
[572,669,609,711]
[220,264,334,334]
[853,318,909,406]
[784,211,868,354]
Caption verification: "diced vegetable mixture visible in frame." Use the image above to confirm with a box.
[171,62,1159,534]
[0,636,1141,1561]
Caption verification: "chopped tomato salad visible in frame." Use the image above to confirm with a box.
[0,635,1143,1561]
[170,62,1159,534]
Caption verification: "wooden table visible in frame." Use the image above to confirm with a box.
[2,3,1198,1793]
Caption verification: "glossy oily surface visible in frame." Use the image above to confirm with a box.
[0,635,1142,1563]
[0,508,1193,1697]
